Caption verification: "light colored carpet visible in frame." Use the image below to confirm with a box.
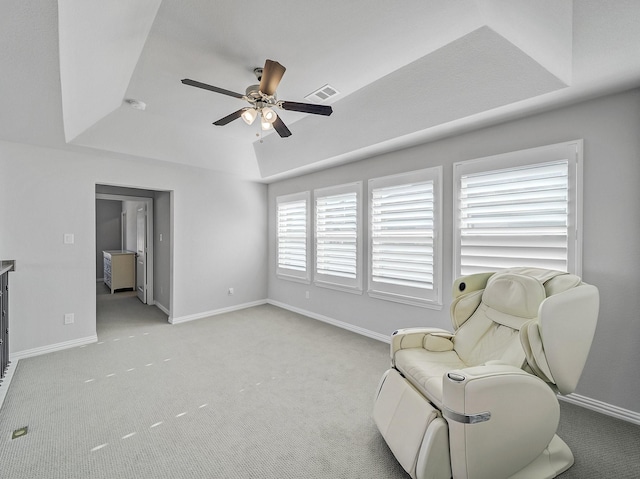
[0,296,405,478]
[0,291,638,478]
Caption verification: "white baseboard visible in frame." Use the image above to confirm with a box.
[155,302,170,316]
[10,335,98,362]
[0,357,19,410]
[560,393,640,426]
[267,299,640,426]
[96,277,104,283]
[2,335,96,409]
[169,299,268,324]
[267,299,391,344]
[5,299,638,427]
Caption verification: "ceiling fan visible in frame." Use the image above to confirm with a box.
[181,59,333,138]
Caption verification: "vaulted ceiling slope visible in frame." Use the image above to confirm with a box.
[1,1,640,182]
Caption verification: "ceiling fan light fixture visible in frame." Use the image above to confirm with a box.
[241,108,258,125]
[261,118,273,131]
[262,107,277,123]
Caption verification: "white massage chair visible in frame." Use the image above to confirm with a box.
[373,267,599,479]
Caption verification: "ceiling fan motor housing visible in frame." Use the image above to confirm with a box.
[245,84,263,100]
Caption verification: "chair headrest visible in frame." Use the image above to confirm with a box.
[500,267,581,296]
[482,273,546,328]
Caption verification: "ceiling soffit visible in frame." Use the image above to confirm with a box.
[256,25,569,178]
[477,0,573,84]
[55,1,573,179]
[58,0,162,142]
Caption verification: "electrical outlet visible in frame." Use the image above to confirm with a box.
[63,233,74,244]
[228,287,234,295]
[305,291,310,299]
[64,313,74,325]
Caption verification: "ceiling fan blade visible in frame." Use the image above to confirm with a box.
[181,79,244,99]
[213,109,245,126]
[259,59,286,96]
[280,101,333,116]
[272,116,292,138]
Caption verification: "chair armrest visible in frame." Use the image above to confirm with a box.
[390,328,453,364]
[442,364,559,479]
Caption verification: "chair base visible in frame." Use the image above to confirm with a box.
[373,368,575,479]
[508,434,574,479]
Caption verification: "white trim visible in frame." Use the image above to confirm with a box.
[266,300,640,426]
[367,290,443,310]
[368,166,443,307]
[275,273,311,285]
[0,358,19,410]
[559,393,640,426]
[313,181,364,293]
[96,193,150,203]
[169,300,268,324]
[276,191,311,283]
[96,277,104,283]
[4,302,638,427]
[453,140,583,276]
[10,335,98,361]
[573,140,584,277]
[155,302,170,316]
[267,299,390,344]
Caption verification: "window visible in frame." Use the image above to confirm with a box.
[314,182,363,293]
[368,167,442,307]
[454,140,582,276]
[276,191,310,283]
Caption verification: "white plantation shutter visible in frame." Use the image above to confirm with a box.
[316,193,357,278]
[372,182,434,286]
[455,141,582,276]
[368,167,442,306]
[278,201,307,271]
[314,182,362,292]
[276,192,310,282]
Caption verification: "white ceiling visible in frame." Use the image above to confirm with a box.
[1,0,640,182]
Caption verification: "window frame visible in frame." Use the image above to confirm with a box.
[276,191,311,284]
[453,140,583,277]
[313,182,363,294]
[368,166,443,308]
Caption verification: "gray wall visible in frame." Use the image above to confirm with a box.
[1,142,268,356]
[95,199,122,279]
[267,88,640,414]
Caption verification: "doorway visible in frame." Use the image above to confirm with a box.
[95,185,172,319]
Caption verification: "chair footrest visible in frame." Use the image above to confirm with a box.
[373,369,451,479]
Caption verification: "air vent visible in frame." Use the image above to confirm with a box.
[304,84,339,103]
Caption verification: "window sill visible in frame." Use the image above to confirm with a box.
[276,272,311,284]
[314,280,363,295]
[367,290,443,310]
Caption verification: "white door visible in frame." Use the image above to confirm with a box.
[136,205,147,303]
